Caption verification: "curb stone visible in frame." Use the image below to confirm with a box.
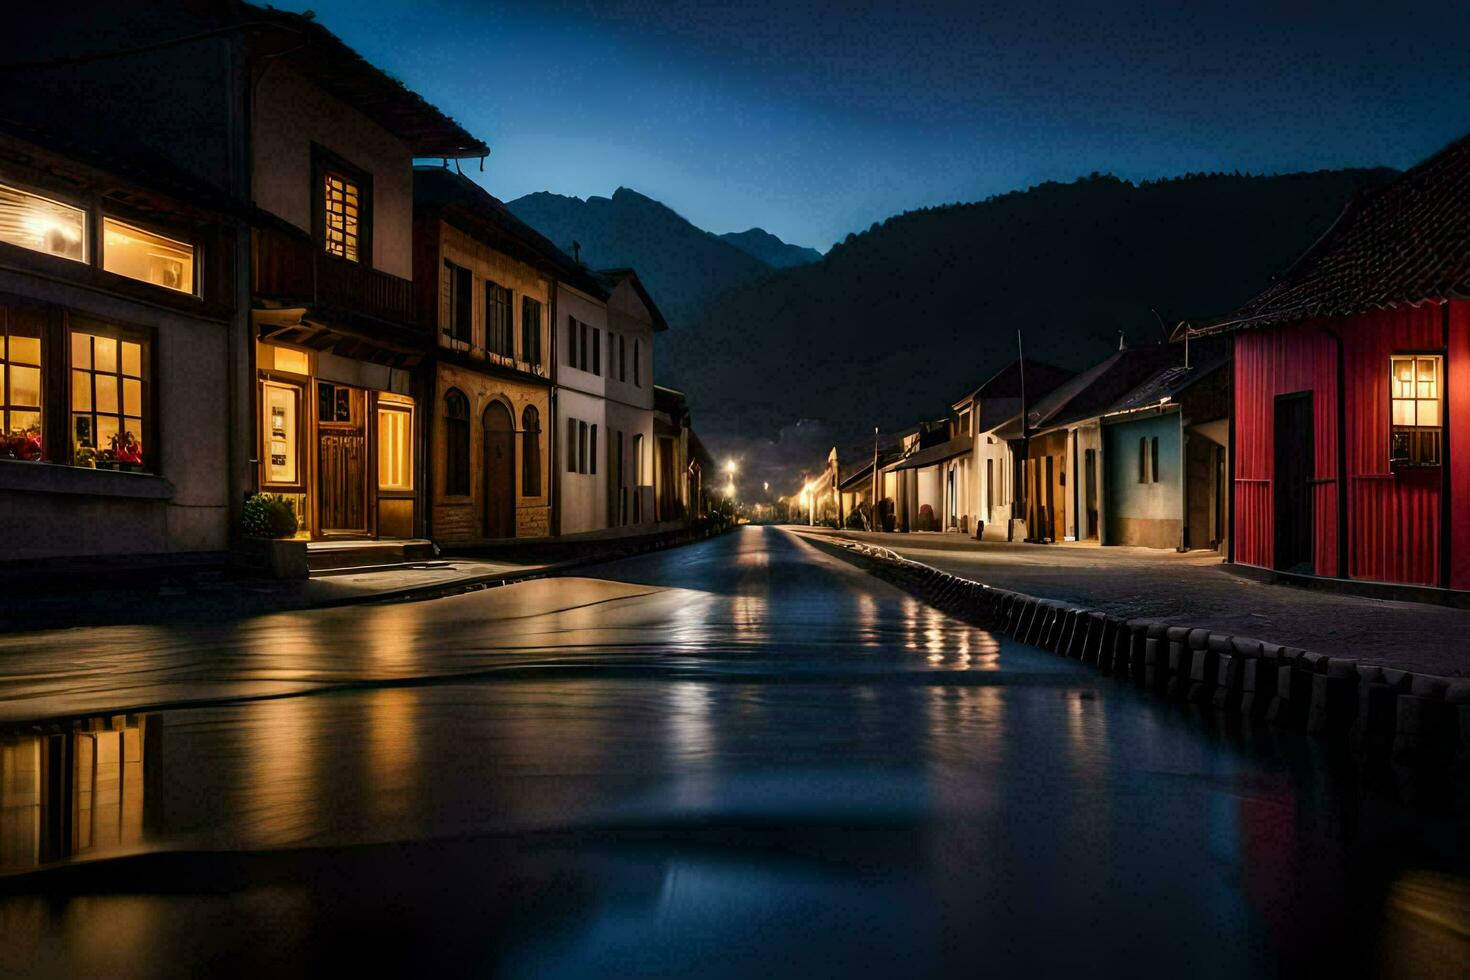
[817,532,1468,801]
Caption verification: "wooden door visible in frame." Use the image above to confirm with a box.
[482,401,515,539]
[317,383,367,535]
[1273,393,1314,573]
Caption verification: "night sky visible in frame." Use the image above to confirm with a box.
[281,0,1470,250]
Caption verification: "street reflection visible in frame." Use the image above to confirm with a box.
[0,715,156,873]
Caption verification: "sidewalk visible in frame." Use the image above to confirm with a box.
[0,557,553,634]
[798,528,1470,677]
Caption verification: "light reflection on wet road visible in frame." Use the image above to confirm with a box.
[1,527,1468,978]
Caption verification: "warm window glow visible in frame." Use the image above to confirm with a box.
[0,181,85,262]
[1390,355,1442,466]
[377,405,413,490]
[1,323,43,460]
[262,381,300,485]
[71,330,145,468]
[323,172,360,262]
[103,218,194,294]
[271,345,310,375]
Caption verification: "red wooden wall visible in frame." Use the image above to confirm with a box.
[1233,324,1339,575]
[1233,300,1470,588]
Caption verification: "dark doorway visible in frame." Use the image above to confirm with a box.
[317,382,366,536]
[1083,448,1098,540]
[482,401,515,539]
[1273,393,1314,573]
[985,458,994,522]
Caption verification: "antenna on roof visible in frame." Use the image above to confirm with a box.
[1117,329,1126,351]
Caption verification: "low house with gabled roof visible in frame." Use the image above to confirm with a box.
[1180,132,1470,590]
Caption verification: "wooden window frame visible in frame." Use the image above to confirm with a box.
[258,374,308,492]
[521,404,541,496]
[443,388,471,498]
[520,296,542,366]
[376,401,415,495]
[0,306,44,460]
[101,214,198,298]
[487,280,513,357]
[311,145,372,267]
[65,315,154,472]
[444,260,473,345]
[1390,351,1443,468]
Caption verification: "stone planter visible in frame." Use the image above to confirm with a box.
[235,536,309,580]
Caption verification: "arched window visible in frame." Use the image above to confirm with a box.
[633,339,641,387]
[521,404,541,496]
[444,388,470,495]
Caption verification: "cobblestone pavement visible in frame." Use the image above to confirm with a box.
[799,528,1470,677]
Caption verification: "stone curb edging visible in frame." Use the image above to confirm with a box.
[828,537,1470,796]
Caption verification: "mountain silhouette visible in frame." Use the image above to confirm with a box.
[505,187,774,325]
[718,228,823,268]
[666,168,1396,452]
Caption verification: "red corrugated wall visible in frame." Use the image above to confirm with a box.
[1233,326,1339,575]
[1340,304,1442,585]
[1235,301,1469,587]
[1450,301,1470,590]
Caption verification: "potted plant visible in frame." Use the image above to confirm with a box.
[236,493,309,579]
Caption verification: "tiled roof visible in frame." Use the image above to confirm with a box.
[242,3,487,159]
[1188,132,1470,335]
[1106,340,1229,414]
[414,167,605,297]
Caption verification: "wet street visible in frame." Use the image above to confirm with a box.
[1,526,1468,978]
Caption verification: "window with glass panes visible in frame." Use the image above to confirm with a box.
[487,281,512,356]
[521,296,542,365]
[1391,355,1442,466]
[322,172,361,262]
[0,316,43,460]
[71,330,145,467]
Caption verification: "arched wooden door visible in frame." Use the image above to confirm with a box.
[482,401,515,538]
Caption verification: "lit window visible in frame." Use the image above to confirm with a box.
[1391,355,1442,466]
[377,405,413,490]
[323,172,360,262]
[0,181,85,262]
[103,218,194,294]
[262,381,300,485]
[71,330,146,469]
[1,319,43,460]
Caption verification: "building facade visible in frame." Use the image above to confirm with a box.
[1185,133,1470,589]
[0,123,243,561]
[411,168,592,543]
[247,21,485,542]
[596,270,665,528]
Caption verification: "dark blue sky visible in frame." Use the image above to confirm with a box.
[284,0,1470,250]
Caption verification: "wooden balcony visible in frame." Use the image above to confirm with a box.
[252,225,416,327]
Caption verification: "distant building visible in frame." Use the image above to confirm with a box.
[1096,343,1230,550]
[412,167,593,543]
[1183,132,1470,589]
[594,269,666,528]
[949,358,1074,539]
[993,345,1175,543]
